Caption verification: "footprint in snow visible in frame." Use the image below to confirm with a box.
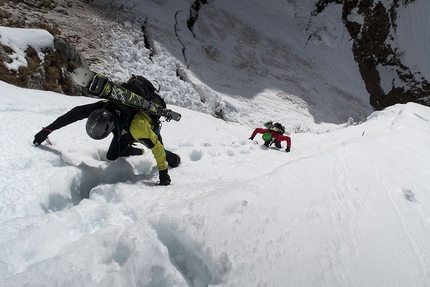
[403,189,417,202]
[189,150,202,161]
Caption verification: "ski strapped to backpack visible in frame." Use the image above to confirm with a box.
[72,67,181,122]
[269,123,286,134]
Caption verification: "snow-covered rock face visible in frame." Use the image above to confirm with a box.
[1,0,429,121]
[314,0,430,110]
[0,0,91,95]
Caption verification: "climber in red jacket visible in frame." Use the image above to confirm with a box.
[249,121,291,152]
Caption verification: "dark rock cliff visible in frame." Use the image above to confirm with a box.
[315,0,430,110]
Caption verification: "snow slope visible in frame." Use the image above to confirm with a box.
[88,0,373,128]
[1,74,430,286]
[1,0,430,285]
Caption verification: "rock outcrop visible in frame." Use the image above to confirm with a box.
[314,0,430,110]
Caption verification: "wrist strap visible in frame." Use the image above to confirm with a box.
[42,127,53,133]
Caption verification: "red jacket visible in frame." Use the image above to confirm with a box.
[251,128,291,148]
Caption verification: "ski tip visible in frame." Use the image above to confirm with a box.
[71,67,96,88]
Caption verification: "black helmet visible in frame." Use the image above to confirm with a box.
[86,109,116,139]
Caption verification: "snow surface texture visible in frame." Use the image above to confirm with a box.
[1,27,430,287]
[2,71,430,287]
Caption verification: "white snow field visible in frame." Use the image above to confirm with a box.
[1,0,430,286]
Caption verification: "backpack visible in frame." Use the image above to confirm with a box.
[121,75,167,119]
[270,122,285,134]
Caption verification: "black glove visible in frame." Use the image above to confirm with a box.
[158,169,171,186]
[165,150,181,168]
[285,147,291,153]
[120,132,135,144]
[249,136,254,140]
[33,128,52,146]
